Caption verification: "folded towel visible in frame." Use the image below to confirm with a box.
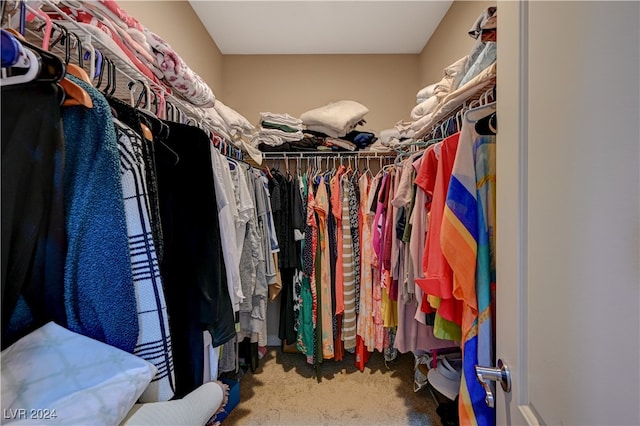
[214,101,255,136]
[300,100,368,134]
[260,112,303,128]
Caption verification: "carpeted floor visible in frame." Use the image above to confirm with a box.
[221,348,443,426]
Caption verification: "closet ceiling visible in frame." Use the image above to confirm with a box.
[188,1,453,55]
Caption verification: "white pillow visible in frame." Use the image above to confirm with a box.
[1,322,157,425]
[300,100,368,134]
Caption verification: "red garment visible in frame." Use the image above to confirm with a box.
[414,142,440,211]
[416,133,464,325]
[354,335,371,372]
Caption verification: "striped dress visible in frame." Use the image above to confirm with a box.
[341,173,357,350]
[114,120,175,402]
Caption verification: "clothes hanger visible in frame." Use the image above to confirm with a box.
[67,31,91,84]
[3,28,63,83]
[0,44,40,86]
[0,29,91,112]
[466,101,497,135]
[44,25,91,107]
[1,29,23,67]
[25,3,53,50]
[475,111,497,135]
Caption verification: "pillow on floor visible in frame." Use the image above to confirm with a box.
[1,322,156,425]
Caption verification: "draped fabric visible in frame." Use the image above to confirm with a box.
[441,106,496,426]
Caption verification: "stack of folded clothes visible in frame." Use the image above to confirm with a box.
[252,112,305,150]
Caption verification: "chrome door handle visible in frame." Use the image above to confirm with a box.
[475,359,511,408]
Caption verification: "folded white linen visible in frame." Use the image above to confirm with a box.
[300,100,368,133]
[214,101,255,133]
[410,96,440,121]
[380,128,401,146]
[361,140,394,153]
[394,120,416,138]
[304,124,348,138]
[260,112,303,127]
[416,83,437,103]
[257,128,304,142]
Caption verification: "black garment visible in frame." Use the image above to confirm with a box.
[269,170,297,269]
[270,171,298,344]
[278,267,297,344]
[258,142,292,152]
[153,121,235,398]
[1,83,67,348]
[292,176,305,241]
[106,96,164,264]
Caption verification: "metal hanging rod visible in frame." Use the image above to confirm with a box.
[261,151,395,160]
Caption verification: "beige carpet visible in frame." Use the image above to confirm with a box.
[221,348,443,426]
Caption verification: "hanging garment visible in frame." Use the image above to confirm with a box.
[298,175,318,364]
[348,172,361,316]
[106,96,165,265]
[417,133,463,342]
[210,148,244,313]
[409,148,435,322]
[356,173,375,352]
[341,173,357,350]
[314,176,334,359]
[153,120,235,398]
[325,175,342,360]
[1,83,67,349]
[113,118,175,402]
[441,104,496,426]
[62,75,138,353]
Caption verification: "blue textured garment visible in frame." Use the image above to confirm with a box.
[62,75,138,353]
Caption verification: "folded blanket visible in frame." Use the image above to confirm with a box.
[411,96,440,121]
[145,30,216,107]
[300,100,368,134]
[458,41,496,88]
[379,128,401,146]
[394,120,416,138]
[413,62,497,138]
[98,0,145,32]
[214,100,255,136]
[416,83,437,104]
[304,124,346,139]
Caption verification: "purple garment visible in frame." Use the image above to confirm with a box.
[394,296,455,354]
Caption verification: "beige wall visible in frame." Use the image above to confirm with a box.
[119,0,224,95]
[418,0,495,88]
[222,54,419,133]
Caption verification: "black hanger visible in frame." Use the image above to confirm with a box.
[18,38,65,83]
[475,112,497,135]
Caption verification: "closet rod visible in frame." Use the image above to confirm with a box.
[261,151,395,161]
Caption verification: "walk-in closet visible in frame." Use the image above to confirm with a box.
[1,1,638,426]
